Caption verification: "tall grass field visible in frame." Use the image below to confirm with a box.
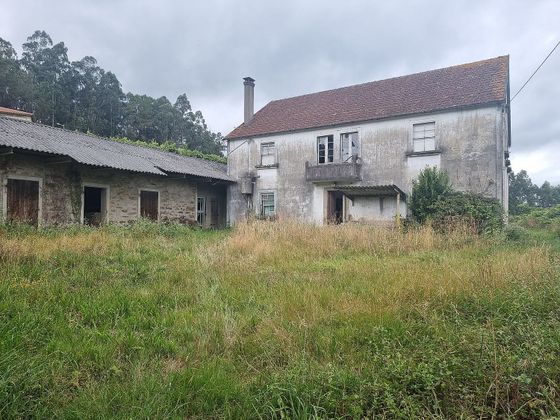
[1,220,559,418]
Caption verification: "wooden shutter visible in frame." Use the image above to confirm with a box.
[140,191,158,221]
[7,179,40,226]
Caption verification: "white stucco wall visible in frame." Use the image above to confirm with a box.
[227,105,508,225]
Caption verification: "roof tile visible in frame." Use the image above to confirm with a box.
[226,56,509,139]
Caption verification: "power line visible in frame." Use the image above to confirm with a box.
[511,40,560,102]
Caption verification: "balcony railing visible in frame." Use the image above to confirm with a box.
[305,156,362,183]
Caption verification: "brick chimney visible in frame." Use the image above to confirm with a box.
[243,77,255,124]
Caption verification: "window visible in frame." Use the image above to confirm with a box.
[317,135,334,164]
[260,142,277,166]
[139,190,159,221]
[260,192,276,217]
[197,197,206,225]
[341,132,359,162]
[413,122,436,152]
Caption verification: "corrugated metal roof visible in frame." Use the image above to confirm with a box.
[334,184,406,197]
[0,117,233,182]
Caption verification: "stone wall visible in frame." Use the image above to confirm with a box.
[0,153,223,227]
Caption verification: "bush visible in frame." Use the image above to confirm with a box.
[504,225,530,242]
[410,167,452,223]
[410,168,504,234]
[429,192,504,234]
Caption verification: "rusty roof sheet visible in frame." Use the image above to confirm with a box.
[226,56,509,139]
[0,117,233,182]
[0,107,33,117]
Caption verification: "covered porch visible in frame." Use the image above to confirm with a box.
[325,184,406,225]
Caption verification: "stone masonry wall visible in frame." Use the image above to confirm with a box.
[0,153,202,226]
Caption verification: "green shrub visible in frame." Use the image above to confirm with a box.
[503,225,530,242]
[410,168,504,234]
[430,192,504,234]
[410,167,452,223]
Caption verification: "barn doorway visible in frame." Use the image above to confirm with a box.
[83,186,108,226]
[6,178,40,226]
[327,191,344,224]
[139,190,159,221]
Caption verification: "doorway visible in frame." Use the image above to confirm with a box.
[327,191,344,224]
[6,178,40,226]
[83,186,108,226]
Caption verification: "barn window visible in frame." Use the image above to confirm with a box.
[413,122,436,152]
[317,135,334,164]
[83,186,108,226]
[260,142,277,166]
[5,177,41,226]
[197,197,206,225]
[139,190,159,221]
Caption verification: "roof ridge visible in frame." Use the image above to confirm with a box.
[0,116,225,168]
[269,55,509,104]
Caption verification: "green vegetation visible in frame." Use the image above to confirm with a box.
[410,167,504,233]
[0,31,223,154]
[1,220,559,418]
[110,137,226,164]
[509,170,560,215]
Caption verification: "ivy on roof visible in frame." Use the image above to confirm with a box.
[110,137,227,164]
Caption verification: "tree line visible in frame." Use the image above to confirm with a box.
[509,170,560,214]
[0,30,223,154]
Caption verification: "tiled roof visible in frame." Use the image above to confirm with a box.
[0,107,33,117]
[0,117,233,182]
[226,56,509,139]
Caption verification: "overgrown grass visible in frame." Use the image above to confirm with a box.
[1,220,559,418]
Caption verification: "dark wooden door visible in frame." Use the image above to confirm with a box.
[7,179,40,226]
[140,190,158,221]
[210,198,218,227]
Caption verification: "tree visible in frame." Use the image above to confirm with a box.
[410,167,452,223]
[0,30,224,157]
[0,37,32,110]
[21,30,72,126]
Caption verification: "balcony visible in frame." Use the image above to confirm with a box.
[305,156,362,183]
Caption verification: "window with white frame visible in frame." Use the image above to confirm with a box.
[341,132,359,162]
[260,142,277,166]
[260,192,276,217]
[317,135,334,164]
[413,122,436,152]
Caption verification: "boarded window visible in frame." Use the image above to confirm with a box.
[260,142,277,166]
[317,135,334,164]
[413,122,436,152]
[6,178,40,226]
[341,132,359,162]
[140,190,159,221]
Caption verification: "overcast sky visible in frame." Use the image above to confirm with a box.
[1,0,559,183]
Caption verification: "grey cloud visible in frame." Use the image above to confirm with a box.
[1,0,559,183]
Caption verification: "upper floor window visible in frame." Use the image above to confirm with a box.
[341,132,359,162]
[260,191,276,217]
[260,142,277,166]
[317,135,334,164]
[413,122,436,152]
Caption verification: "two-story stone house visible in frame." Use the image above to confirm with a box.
[225,56,511,224]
